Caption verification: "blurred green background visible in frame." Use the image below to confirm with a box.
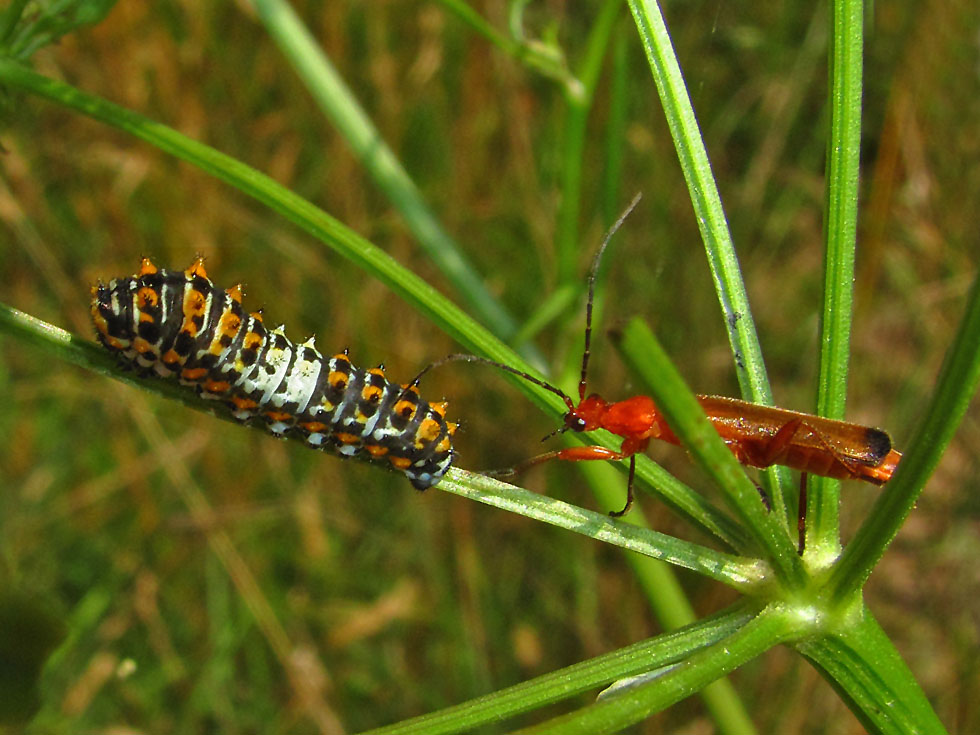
[1,1,978,732]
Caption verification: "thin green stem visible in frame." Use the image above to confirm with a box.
[624,0,770,405]
[246,0,524,347]
[829,268,980,601]
[615,318,805,586]
[601,26,629,226]
[435,0,577,92]
[0,54,756,558]
[358,602,761,735]
[510,282,578,349]
[555,0,621,285]
[598,459,758,735]
[807,0,864,558]
[591,444,751,553]
[0,60,515,365]
[439,472,766,590]
[513,604,802,734]
[0,303,215,416]
[0,24,755,555]
[625,0,791,505]
[436,0,522,54]
[0,301,763,591]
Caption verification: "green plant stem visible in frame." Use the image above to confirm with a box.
[594,460,758,735]
[436,0,522,55]
[615,318,805,586]
[437,472,765,589]
[510,282,578,349]
[578,461,726,625]
[0,303,207,414]
[357,602,760,735]
[246,0,523,347]
[0,58,583,488]
[601,27,629,226]
[625,0,791,509]
[0,56,750,550]
[808,0,864,557]
[512,604,801,734]
[828,268,980,601]
[795,604,947,734]
[551,429,751,552]
[0,48,743,551]
[624,0,768,405]
[547,28,758,735]
[0,301,762,590]
[0,60,516,366]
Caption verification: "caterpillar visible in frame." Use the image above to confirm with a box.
[90,257,456,489]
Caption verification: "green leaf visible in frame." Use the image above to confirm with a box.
[511,604,801,734]
[358,602,761,735]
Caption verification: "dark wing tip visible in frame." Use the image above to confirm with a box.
[864,427,893,464]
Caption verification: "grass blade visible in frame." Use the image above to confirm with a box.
[0,60,512,363]
[439,471,765,588]
[625,0,770,405]
[246,0,524,346]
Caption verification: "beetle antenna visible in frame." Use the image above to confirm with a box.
[422,353,576,412]
[579,193,642,402]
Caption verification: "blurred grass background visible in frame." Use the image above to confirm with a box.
[1,0,978,732]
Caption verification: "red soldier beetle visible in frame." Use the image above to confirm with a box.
[444,195,902,517]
